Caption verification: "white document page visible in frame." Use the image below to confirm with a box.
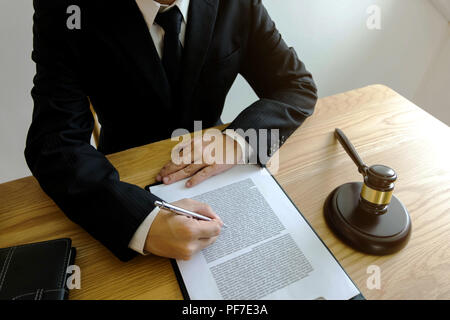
[151,165,360,300]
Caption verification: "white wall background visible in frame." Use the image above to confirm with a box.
[0,0,449,183]
[223,0,450,123]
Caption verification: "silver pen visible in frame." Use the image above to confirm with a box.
[154,201,227,228]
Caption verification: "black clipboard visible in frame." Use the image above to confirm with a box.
[145,170,365,301]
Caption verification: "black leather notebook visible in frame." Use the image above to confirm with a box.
[0,238,76,300]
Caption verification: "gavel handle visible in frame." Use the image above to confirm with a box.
[335,128,368,176]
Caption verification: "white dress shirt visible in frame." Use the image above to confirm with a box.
[129,0,251,255]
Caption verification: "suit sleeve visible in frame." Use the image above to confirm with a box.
[228,0,318,164]
[25,0,161,261]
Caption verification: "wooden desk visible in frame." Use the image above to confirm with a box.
[0,85,449,299]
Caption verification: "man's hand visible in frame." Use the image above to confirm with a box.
[145,199,223,260]
[157,133,243,188]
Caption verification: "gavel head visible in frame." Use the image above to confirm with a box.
[359,165,397,215]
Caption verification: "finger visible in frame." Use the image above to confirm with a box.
[163,163,207,185]
[172,215,221,241]
[197,236,219,250]
[180,236,218,260]
[158,143,201,181]
[157,161,188,182]
[193,220,222,239]
[186,164,233,188]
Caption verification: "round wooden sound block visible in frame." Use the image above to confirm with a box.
[324,182,411,255]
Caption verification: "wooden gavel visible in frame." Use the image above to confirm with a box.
[324,129,411,255]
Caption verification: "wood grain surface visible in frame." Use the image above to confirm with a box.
[0,85,449,299]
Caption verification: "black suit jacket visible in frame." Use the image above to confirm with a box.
[25,0,318,261]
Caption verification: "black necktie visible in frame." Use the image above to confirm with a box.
[155,7,183,102]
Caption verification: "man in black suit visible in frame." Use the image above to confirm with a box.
[25,0,317,261]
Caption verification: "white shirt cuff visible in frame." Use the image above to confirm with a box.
[223,129,253,163]
[128,207,160,255]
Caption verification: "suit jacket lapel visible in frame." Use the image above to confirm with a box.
[110,1,171,109]
[181,0,219,109]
